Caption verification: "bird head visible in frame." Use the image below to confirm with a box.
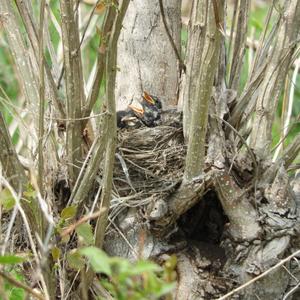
[142,91,155,105]
[128,103,145,118]
[142,91,162,110]
[117,110,140,128]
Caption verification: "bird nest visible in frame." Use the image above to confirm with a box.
[110,111,185,218]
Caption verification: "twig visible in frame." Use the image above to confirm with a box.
[68,120,108,210]
[94,0,130,250]
[60,208,106,238]
[0,0,39,108]
[283,281,300,300]
[248,3,274,78]
[14,0,66,119]
[280,133,300,167]
[45,111,107,122]
[83,6,116,124]
[1,206,18,255]
[38,0,46,195]
[57,0,100,89]
[228,0,250,90]
[212,114,259,180]
[60,0,86,185]
[108,216,139,259]
[217,249,300,300]
[250,0,300,157]
[0,177,50,300]
[271,116,300,153]
[57,0,81,89]
[158,0,185,74]
[273,57,300,161]
[0,112,27,191]
[0,270,45,300]
[212,0,224,34]
[78,0,101,52]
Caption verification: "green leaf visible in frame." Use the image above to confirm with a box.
[51,247,61,261]
[61,206,77,220]
[8,286,25,300]
[67,250,85,270]
[110,257,131,274]
[79,247,111,276]
[4,270,25,300]
[23,184,36,199]
[0,255,25,265]
[155,282,176,297]
[75,223,94,246]
[0,188,15,211]
[127,260,161,276]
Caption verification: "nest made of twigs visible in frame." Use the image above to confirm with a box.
[109,111,185,217]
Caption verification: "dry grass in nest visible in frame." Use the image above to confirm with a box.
[109,112,185,219]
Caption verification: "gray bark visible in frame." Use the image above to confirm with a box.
[115,0,181,110]
[110,2,300,300]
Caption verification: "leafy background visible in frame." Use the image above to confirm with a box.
[0,0,299,298]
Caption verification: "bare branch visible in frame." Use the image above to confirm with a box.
[0,113,26,192]
[83,6,116,123]
[281,133,300,167]
[158,0,185,74]
[38,0,46,195]
[248,3,275,77]
[94,0,130,249]
[250,0,300,158]
[60,207,107,238]
[68,118,108,211]
[60,0,86,185]
[184,0,224,180]
[228,0,251,90]
[14,0,66,119]
[0,0,39,114]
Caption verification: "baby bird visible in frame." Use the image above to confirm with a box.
[128,92,162,127]
[117,109,141,128]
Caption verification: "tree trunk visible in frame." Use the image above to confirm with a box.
[108,1,300,299]
[115,0,181,110]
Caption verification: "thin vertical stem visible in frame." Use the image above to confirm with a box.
[38,0,46,195]
[94,0,130,249]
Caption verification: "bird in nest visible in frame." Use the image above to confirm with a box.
[117,91,162,128]
[117,109,142,129]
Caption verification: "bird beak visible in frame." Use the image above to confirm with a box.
[143,91,155,105]
[121,115,137,122]
[128,104,144,117]
[121,115,138,127]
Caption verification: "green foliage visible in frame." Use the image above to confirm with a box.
[60,206,77,220]
[0,253,28,300]
[79,246,176,300]
[67,249,85,270]
[0,255,25,265]
[51,246,61,261]
[0,266,26,300]
[0,188,15,211]
[76,223,95,246]
[0,251,28,299]
[0,269,25,300]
